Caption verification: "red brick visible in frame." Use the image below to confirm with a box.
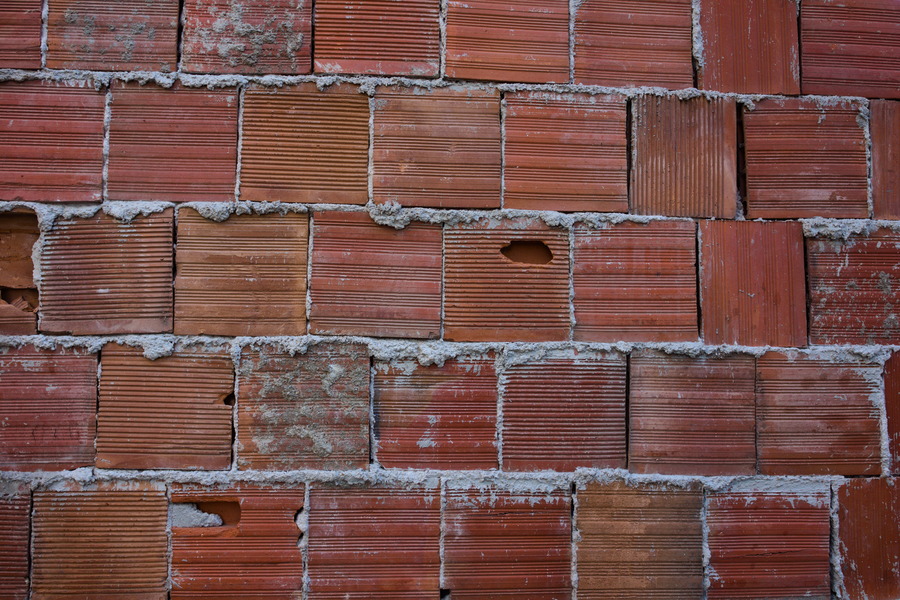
[0,209,39,335]
[314,0,440,76]
[887,352,900,475]
[241,83,369,203]
[757,351,882,476]
[444,218,570,341]
[171,484,304,599]
[445,0,569,83]
[744,98,868,218]
[307,485,440,599]
[707,491,831,600]
[175,209,308,336]
[573,221,697,342]
[629,352,757,476]
[309,211,442,339]
[801,0,900,99]
[697,0,800,94]
[501,352,626,471]
[39,210,174,335]
[0,0,42,68]
[108,83,238,202]
[807,229,900,345]
[237,343,370,470]
[577,481,703,599]
[46,0,179,71]
[873,100,900,219]
[0,345,97,471]
[573,0,693,89]
[374,355,497,469]
[32,482,168,600]
[97,344,234,470]
[631,96,738,218]
[373,87,501,208]
[181,0,312,75]
[0,487,30,600]
[444,487,572,599]
[700,220,807,347]
[503,91,627,212]
[0,80,104,203]
[837,478,900,600]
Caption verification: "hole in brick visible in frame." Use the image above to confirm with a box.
[0,210,40,317]
[500,240,553,265]
[220,393,235,406]
[0,288,38,312]
[170,501,240,527]
[440,590,452,599]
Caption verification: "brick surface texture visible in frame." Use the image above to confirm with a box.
[0,1,897,597]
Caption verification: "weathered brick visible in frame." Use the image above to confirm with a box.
[314,0,440,76]
[503,91,627,212]
[444,218,570,341]
[374,355,497,470]
[97,344,234,470]
[373,87,501,208]
[310,211,442,338]
[108,83,238,202]
[237,343,370,470]
[0,209,39,334]
[0,487,30,600]
[0,346,97,471]
[872,100,900,219]
[886,352,900,475]
[0,80,105,203]
[573,221,698,342]
[308,485,440,599]
[175,209,308,336]
[744,98,868,218]
[501,352,626,471]
[46,0,179,71]
[181,0,312,75]
[629,352,757,476]
[445,0,569,83]
[0,0,42,68]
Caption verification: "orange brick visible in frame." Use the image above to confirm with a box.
[0,487,30,599]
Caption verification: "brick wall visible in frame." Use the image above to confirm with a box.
[0,0,899,598]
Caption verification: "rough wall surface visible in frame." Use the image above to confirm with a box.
[0,0,899,598]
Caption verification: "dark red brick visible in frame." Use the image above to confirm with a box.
[237,343,370,470]
[0,487,30,600]
[0,209,39,335]
[374,356,498,469]
[887,352,900,475]
[0,0,42,68]
[873,100,900,219]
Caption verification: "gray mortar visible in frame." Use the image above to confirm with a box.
[40,0,49,69]
[830,482,849,599]
[691,0,705,71]
[169,502,225,527]
[802,218,900,239]
[859,102,875,219]
[234,85,245,201]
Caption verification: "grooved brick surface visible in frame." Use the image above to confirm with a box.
[444,488,572,600]
[629,352,757,476]
[237,344,370,470]
[573,0,694,89]
[0,80,105,203]
[39,210,174,335]
[313,0,440,76]
[171,484,305,598]
[308,485,441,599]
[374,356,497,469]
[873,100,900,219]
[108,84,238,202]
[310,211,442,339]
[175,209,308,336]
[240,83,369,203]
[372,87,502,208]
[445,0,569,84]
[757,351,882,476]
[807,229,900,345]
[573,221,698,342]
[631,96,737,218]
[444,218,570,342]
[887,352,900,475]
[700,220,807,347]
[501,353,627,471]
[503,91,627,212]
[743,98,868,218]
[0,488,30,600]
[801,0,900,99]
[32,483,168,600]
[0,0,42,68]
[46,0,179,71]
[707,491,831,600]
[697,0,800,94]
[0,346,97,471]
[181,0,312,75]
[97,345,234,470]
[577,481,704,599]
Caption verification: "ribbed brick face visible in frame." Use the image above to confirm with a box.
[872,100,900,219]
[0,489,30,599]
[0,0,42,68]
[886,352,900,476]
